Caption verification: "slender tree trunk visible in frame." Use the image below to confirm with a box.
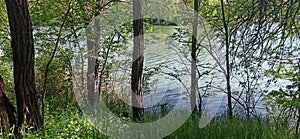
[191,0,199,119]
[41,1,71,124]
[87,18,101,106]
[198,91,202,113]
[296,104,300,134]
[5,0,43,131]
[296,61,300,134]
[220,0,232,118]
[94,18,101,95]
[86,26,97,106]
[132,0,144,122]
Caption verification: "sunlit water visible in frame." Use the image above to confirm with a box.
[66,24,297,118]
[110,25,285,118]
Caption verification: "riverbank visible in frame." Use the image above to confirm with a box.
[15,103,296,139]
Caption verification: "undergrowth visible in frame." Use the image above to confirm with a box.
[0,94,296,139]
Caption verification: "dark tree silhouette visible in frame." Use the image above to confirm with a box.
[220,0,232,118]
[5,0,43,131]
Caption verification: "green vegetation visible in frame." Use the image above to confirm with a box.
[7,103,295,139]
[0,0,299,138]
[166,116,294,139]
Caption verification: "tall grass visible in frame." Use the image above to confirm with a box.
[15,106,295,139]
[1,96,295,139]
[165,116,293,139]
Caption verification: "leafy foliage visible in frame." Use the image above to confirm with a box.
[1,0,300,138]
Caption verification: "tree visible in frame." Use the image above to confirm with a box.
[220,0,232,118]
[86,22,98,106]
[5,0,43,131]
[190,0,199,119]
[132,0,144,122]
[84,0,126,106]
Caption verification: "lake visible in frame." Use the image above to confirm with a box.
[109,25,279,118]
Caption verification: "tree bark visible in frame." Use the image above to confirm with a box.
[5,0,43,131]
[132,0,144,122]
[191,0,199,119]
[86,26,97,106]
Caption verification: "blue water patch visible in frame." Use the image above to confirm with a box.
[144,90,269,118]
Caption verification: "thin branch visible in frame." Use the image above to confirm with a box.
[41,0,72,125]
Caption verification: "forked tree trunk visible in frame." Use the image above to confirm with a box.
[132,0,144,122]
[5,0,43,131]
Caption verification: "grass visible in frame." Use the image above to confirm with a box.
[151,25,176,34]
[165,116,293,139]
[0,93,296,139]
[144,25,176,43]
[15,104,295,139]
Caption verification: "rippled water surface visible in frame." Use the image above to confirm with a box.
[111,25,286,117]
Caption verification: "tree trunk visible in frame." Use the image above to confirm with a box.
[296,61,300,134]
[220,0,232,118]
[5,0,43,131]
[191,0,199,119]
[86,26,97,106]
[132,0,144,122]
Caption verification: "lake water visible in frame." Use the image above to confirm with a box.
[109,25,280,118]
